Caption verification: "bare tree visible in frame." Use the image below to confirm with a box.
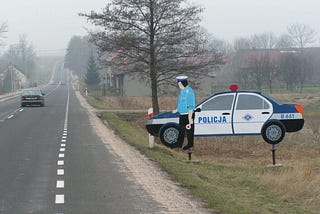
[287,23,316,49]
[287,23,317,92]
[276,34,294,49]
[232,33,279,92]
[250,32,277,49]
[279,52,300,91]
[80,0,225,114]
[233,37,251,51]
[0,22,8,47]
[4,35,36,79]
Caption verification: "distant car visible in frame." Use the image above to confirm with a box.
[146,85,305,147]
[21,89,45,107]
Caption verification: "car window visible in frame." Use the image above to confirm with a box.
[22,90,42,95]
[202,94,235,111]
[236,94,270,110]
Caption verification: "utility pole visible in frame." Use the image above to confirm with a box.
[10,64,14,92]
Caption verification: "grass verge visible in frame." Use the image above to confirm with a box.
[84,92,319,213]
[101,112,310,214]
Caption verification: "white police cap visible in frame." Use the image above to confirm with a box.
[176,75,188,82]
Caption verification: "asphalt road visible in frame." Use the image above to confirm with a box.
[0,63,161,214]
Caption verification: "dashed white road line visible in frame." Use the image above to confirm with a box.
[57,169,64,175]
[57,160,64,166]
[56,180,65,188]
[55,194,65,204]
[55,81,70,209]
[7,115,14,119]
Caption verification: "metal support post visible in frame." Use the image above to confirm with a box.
[272,144,276,165]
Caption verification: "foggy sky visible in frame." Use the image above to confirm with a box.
[1,0,319,56]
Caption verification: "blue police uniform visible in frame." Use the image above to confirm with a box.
[177,85,196,114]
[175,77,196,150]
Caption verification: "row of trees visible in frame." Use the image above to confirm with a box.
[3,35,36,79]
[231,24,318,93]
[1,22,36,76]
[64,1,318,113]
[64,36,101,87]
[0,22,44,93]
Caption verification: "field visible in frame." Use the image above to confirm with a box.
[85,89,320,213]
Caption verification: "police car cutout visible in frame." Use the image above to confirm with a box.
[146,85,305,148]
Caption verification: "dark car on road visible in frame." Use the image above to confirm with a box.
[21,89,45,107]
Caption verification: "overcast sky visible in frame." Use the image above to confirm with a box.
[1,0,319,56]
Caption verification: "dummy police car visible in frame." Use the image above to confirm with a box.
[146,85,304,148]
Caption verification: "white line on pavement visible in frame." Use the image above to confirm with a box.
[57,169,64,175]
[55,195,64,204]
[57,160,64,166]
[56,180,64,188]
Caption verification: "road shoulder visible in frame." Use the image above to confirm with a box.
[75,91,215,214]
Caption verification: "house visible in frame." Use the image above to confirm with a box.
[103,51,220,97]
[232,47,320,90]
[0,65,29,93]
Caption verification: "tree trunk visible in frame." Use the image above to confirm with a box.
[149,0,159,115]
[150,70,159,114]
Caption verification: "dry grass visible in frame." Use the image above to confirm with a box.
[94,91,320,212]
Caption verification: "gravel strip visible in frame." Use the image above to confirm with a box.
[75,91,217,214]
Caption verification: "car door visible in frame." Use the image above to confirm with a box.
[194,93,235,136]
[233,93,273,134]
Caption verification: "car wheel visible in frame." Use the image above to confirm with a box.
[159,124,179,148]
[261,122,285,144]
[21,103,24,107]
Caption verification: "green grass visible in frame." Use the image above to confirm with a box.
[101,112,308,214]
[81,91,107,109]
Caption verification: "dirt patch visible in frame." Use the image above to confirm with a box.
[75,91,216,214]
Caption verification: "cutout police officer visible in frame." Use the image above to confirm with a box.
[172,76,196,150]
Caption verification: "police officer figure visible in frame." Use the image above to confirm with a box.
[172,76,196,150]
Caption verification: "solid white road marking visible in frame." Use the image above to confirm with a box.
[55,194,64,204]
[56,180,64,188]
[57,169,64,175]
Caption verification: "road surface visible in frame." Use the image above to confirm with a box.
[0,62,214,214]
